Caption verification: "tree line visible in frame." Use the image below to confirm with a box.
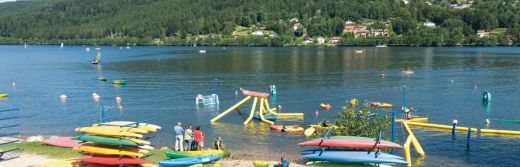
[0,0,519,46]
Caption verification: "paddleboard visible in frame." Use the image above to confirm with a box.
[75,127,143,138]
[303,151,407,164]
[165,149,224,159]
[42,136,82,148]
[72,135,137,146]
[159,155,221,167]
[298,139,402,149]
[77,155,149,165]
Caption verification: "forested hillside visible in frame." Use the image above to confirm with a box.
[1,0,519,46]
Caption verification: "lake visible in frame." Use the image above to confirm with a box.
[1,45,519,166]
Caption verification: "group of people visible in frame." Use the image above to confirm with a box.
[174,121,223,151]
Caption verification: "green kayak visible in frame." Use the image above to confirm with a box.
[71,135,137,146]
[165,150,224,159]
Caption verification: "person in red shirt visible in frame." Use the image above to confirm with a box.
[193,126,204,151]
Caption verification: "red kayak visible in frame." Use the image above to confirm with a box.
[242,90,270,98]
[42,136,82,148]
[320,103,331,110]
[77,155,149,165]
[298,139,402,149]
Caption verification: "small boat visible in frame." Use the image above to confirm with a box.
[159,155,221,167]
[165,149,224,159]
[319,103,331,110]
[91,52,101,64]
[98,76,107,81]
[402,69,414,74]
[375,44,388,48]
[269,124,304,133]
[355,50,363,53]
[0,93,8,98]
[199,50,207,53]
[60,43,64,48]
[112,79,126,85]
[369,101,393,108]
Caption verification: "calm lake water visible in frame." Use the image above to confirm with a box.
[1,45,520,166]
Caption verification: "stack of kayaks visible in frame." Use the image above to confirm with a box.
[71,121,161,167]
[298,136,407,165]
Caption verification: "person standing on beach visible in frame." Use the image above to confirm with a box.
[280,156,289,167]
[193,126,204,151]
[174,121,184,151]
[184,125,193,151]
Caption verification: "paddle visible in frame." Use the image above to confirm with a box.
[367,130,382,157]
[317,128,333,156]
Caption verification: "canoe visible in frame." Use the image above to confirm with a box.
[369,102,393,108]
[100,121,161,130]
[112,80,126,85]
[42,136,82,148]
[72,135,137,146]
[75,127,143,138]
[319,103,331,110]
[298,138,402,149]
[73,144,144,157]
[303,151,407,164]
[76,155,149,165]
[253,160,279,167]
[269,124,304,133]
[165,149,224,159]
[253,114,277,122]
[159,155,221,167]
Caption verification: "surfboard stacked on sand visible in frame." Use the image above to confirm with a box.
[71,121,161,167]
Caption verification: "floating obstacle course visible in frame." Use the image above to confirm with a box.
[210,89,303,125]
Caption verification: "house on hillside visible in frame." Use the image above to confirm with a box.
[370,29,389,37]
[477,30,490,38]
[290,17,299,23]
[329,37,342,44]
[345,20,354,25]
[293,23,301,31]
[252,31,264,36]
[303,38,313,45]
[317,37,325,44]
[423,21,436,27]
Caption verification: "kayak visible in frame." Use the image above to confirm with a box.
[320,103,331,110]
[369,101,393,108]
[303,151,407,164]
[159,155,221,167]
[269,124,304,133]
[76,155,149,165]
[165,149,224,159]
[112,80,126,85]
[42,136,82,148]
[253,160,280,167]
[298,138,402,149]
[72,135,137,146]
[75,127,143,138]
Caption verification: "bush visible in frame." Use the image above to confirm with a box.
[315,98,391,138]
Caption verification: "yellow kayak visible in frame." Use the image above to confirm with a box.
[0,93,8,98]
[75,127,143,138]
[90,124,150,134]
[395,117,429,123]
[32,159,77,167]
[120,137,151,145]
[73,144,143,157]
[99,121,161,132]
[81,143,149,154]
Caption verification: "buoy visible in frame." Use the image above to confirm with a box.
[115,96,122,103]
[12,82,16,87]
[315,110,319,116]
[60,94,67,102]
[278,105,282,111]
[92,92,100,99]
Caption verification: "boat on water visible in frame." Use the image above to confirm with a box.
[98,76,107,81]
[112,79,126,85]
[369,101,393,108]
[375,44,388,48]
[0,93,8,98]
[320,103,331,110]
[91,52,101,64]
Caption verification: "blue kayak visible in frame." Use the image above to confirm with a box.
[159,154,221,167]
[301,149,404,160]
[253,114,277,121]
[303,151,407,164]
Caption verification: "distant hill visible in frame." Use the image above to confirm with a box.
[0,0,519,46]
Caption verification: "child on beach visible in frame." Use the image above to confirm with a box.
[193,126,204,151]
[214,136,223,150]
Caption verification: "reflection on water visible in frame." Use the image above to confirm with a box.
[1,46,520,166]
